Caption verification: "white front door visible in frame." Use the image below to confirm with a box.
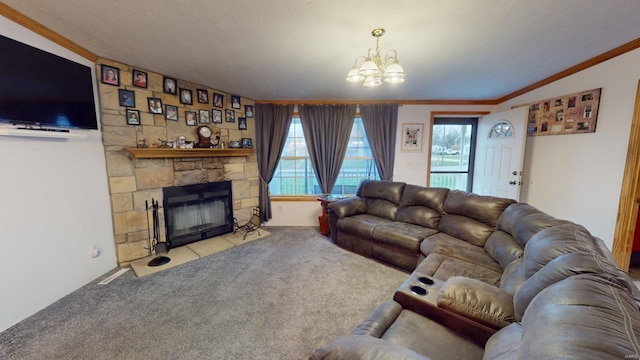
[472,107,528,200]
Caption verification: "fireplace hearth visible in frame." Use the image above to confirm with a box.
[163,181,234,249]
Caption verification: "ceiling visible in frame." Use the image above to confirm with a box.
[3,0,640,102]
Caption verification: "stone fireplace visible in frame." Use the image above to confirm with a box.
[96,57,259,265]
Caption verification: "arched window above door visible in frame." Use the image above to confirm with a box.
[489,120,514,138]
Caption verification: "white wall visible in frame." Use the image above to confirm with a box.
[267,104,495,226]
[0,16,117,332]
[497,48,640,249]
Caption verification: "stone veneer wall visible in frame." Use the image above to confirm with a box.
[96,57,259,265]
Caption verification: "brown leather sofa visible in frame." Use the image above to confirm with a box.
[314,180,640,359]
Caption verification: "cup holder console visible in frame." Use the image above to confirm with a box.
[410,285,428,295]
[418,276,434,285]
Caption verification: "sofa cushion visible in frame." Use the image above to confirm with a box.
[381,309,485,360]
[416,254,502,286]
[437,276,515,329]
[396,206,442,229]
[327,196,366,218]
[484,230,523,269]
[373,222,439,252]
[310,335,431,360]
[519,274,640,359]
[337,214,393,240]
[421,232,503,273]
[357,179,406,204]
[366,198,400,221]
[442,190,516,228]
[483,323,522,360]
[496,203,571,247]
[396,185,449,228]
[499,258,524,296]
[438,214,495,247]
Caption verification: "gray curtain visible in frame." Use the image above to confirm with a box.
[359,104,398,180]
[255,104,294,220]
[298,104,357,194]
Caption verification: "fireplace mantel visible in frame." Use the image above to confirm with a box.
[127,148,254,159]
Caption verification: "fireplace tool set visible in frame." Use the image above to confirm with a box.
[146,198,171,267]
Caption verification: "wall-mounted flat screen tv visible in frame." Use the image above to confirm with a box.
[0,34,98,130]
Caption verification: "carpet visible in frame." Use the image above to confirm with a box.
[130,229,270,277]
[0,227,407,360]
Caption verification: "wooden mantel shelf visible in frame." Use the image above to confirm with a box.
[127,148,254,158]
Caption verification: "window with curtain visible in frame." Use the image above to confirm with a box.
[270,117,379,196]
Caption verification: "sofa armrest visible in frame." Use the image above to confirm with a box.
[328,196,366,218]
[436,276,515,329]
[351,300,402,338]
[310,335,431,360]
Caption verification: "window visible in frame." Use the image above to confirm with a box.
[429,118,477,192]
[270,117,379,196]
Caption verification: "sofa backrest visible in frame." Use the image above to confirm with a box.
[356,180,406,221]
[437,190,516,247]
[396,185,449,228]
[496,203,571,248]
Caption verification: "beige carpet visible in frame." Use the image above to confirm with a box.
[130,229,270,277]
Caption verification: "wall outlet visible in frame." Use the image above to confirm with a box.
[90,244,102,258]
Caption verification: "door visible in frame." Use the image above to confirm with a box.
[472,107,528,200]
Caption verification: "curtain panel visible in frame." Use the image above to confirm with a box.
[255,104,294,220]
[298,104,357,194]
[359,104,398,181]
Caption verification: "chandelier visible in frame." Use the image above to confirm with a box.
[345,28,406,87]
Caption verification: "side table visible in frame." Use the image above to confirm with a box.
[317,195,345,236]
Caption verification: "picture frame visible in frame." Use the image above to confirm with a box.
[245,105,254,118]
[118,89,135,107]
[101,64,120,86]
[185,111,197,126]
[197,89,209,104]
[147,97,163,114]
[212,109,222,123]
[180,88,193,105]
[126,109,140,125]
[225,109,235,122]
[163,76,177,95]
[231,95,241,109]
[238,117,247,130]
[165,105,178,121]
[241,137,253,149]
[401,123,424,152]
[199,109,210,124]
[524,87,601,136]
[213,93,224,108]
[132,69,148,88]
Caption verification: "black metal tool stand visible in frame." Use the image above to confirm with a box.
[146,198,171,267]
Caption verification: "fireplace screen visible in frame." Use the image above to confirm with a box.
[163,181,233,248]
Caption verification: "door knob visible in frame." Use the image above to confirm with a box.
[509,181,517,185]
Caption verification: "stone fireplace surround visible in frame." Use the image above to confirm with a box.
[97,57,259,265]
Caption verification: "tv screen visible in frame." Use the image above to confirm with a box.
[0,34,98,130]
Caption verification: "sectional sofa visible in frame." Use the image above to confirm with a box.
[311,180,640,359]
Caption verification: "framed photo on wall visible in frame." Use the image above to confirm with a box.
[180,88,193,105]
[101,64,120,86]
[199,109,210,124]
[147,97,163,114]
[401,123,424,152]
[185,111,197,126]
[245,105,254,118]
[132,69,148,88]
[213,93,224,108]
[225,109,235,122]
[197,89,209,104]
[126,109,140,125]
[118,89,135,107]
[166,105,178,121]
[231,95,241,109]
[212,109,222,123]
[163,76,177,94]
[238,117,247,130]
